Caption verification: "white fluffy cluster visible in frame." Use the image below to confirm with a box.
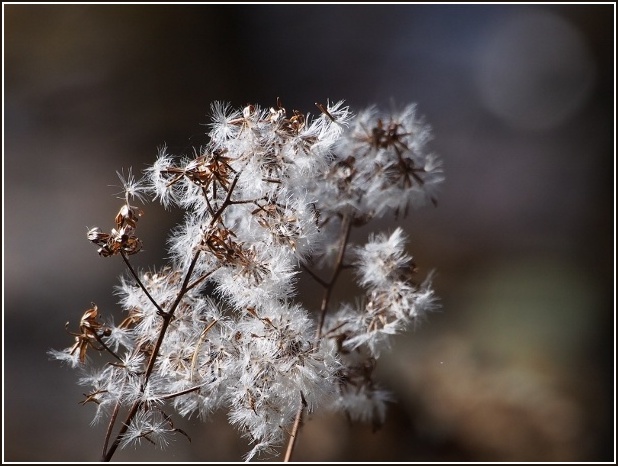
[51,99,443,461]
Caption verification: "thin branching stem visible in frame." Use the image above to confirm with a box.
[92,332,123,362]
[102,381,124,459]
[102,247,203,461]
[284,392,307,462]
[160,384,204,400]
[316,213,353,339]
[286,214,353,461]
[120,251,167,316]
[102,176,242,462]
[300,262,328,287]
[102,398,141,461]
[185,266,220,293]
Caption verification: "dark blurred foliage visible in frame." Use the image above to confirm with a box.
[3,4,614,462]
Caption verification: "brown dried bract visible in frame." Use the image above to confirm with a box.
[65,304,111,364]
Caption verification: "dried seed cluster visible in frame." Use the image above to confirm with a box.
[50,99,443,461]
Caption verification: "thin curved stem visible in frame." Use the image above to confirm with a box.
[120,251,167,316]
[283,392,307,462]
[316,213,352,339]
[101,379,125,459]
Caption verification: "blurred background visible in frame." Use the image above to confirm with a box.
[3,4,614,462]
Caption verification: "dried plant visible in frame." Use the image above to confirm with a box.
[50,98,444,461]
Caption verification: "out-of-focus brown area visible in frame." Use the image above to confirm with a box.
[3,4,614,462]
